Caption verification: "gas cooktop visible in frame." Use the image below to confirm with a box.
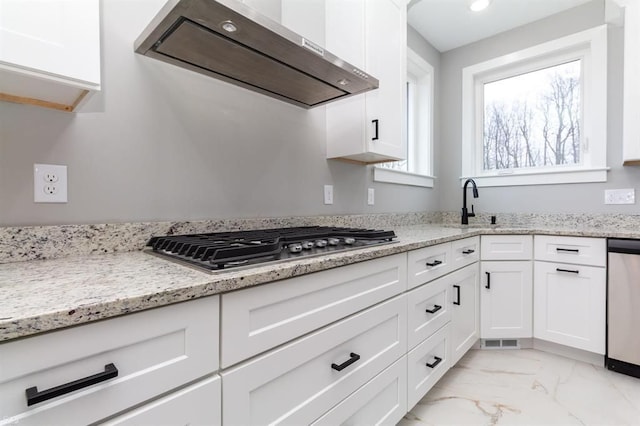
[146,226,397,272]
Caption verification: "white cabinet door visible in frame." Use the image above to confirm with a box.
[534,262,606,354]
[101,375,221,426]
[325,0,406,164]
[0,0,101,111]
[449,264,480,365]
[480,261,533,339]
[621,0,640,164]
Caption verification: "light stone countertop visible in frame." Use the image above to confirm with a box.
[2,223,640,343]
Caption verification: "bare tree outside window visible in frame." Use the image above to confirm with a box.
[482,60,581,171]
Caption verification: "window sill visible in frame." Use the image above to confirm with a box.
[374,167,435,188]
[461,167,609,187]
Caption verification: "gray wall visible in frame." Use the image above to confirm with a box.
[0,0,437,226]
[437,0,640,216]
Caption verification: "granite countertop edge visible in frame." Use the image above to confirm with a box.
[1,224,637,343]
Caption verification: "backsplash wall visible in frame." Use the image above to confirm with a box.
[0,0,439,226]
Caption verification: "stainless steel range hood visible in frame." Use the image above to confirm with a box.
[134,0,379,108]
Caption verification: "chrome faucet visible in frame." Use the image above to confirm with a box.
[461,178,479,225]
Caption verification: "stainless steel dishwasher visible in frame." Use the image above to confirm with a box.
[606,239,640,379]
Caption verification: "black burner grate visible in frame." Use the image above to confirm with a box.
[146,226,396,271]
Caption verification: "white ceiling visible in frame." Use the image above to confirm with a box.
[408,0,594,52]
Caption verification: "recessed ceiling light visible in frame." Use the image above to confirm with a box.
[469,0,491,12]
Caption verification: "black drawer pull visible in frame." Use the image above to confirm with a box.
[556,267,579,274]
[426,356,443,369]
[425,304,442,314]
[26,363,118,406]
[372,119,379,141]
[485,271,491,289]
[426,260,442,267]
[556,248,579,253]
[462,249,475,254]
[453,285,461,305]
[331,353,361,372]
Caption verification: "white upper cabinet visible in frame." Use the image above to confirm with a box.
[325,0,406,164]
[0,0,101,112]
[620,0,640,164]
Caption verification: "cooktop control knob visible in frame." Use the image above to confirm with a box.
[344,237,356,245]
[288,243,303,253]
[328,238,340,246]
[315,239,327,247]
[301,241,314,250]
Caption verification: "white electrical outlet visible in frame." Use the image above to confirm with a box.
[34,164,68,203]
[324,185,334,205]
[604,188,635,205]
[367,188,375,205]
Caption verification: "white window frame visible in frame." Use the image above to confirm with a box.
[374,48,435,188]
[461,25,609,187]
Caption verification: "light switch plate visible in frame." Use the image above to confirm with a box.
[367,188,375,205]
[323,185,333,205]
[34,164,68,203]
[604,188,635,205]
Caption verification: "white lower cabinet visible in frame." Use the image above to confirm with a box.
[407,323,451,409]
[101,375,221,426]
[221,295,407,425]
[480,261,533,338]
[449,264,480,365]
[533,261,606,354]
[311,357,407,426]
[0,296,219,426]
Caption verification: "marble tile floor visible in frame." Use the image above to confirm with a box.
[399,349,640,425]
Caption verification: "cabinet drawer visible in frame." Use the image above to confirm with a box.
[221,253,406,367]
[0,296,219,426]
[481,235,533,260]
[408,243,452,289]
[311,357,407,426]
[221,295,407,426]
[407,274,451,350]
[451,237,480,270]
[534,236,606,267]
[102,375,221,426]
[407,323,451,409]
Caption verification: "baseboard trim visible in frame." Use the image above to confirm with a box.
[533,339,604,367]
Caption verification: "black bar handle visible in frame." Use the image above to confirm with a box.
[556,267,579,274]
[426,260,442,267]
[426,356,443,369]
[485,271,491,289]
[462,249,475,254]
[453,285,461,305]
[331,352,361,372]
[26,363,118,406]
[372,119,379,141]
[425,304,442,314]
[556,248,579,253]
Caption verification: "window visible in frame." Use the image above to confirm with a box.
[462,25,608,187]
[374,48,434,187]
